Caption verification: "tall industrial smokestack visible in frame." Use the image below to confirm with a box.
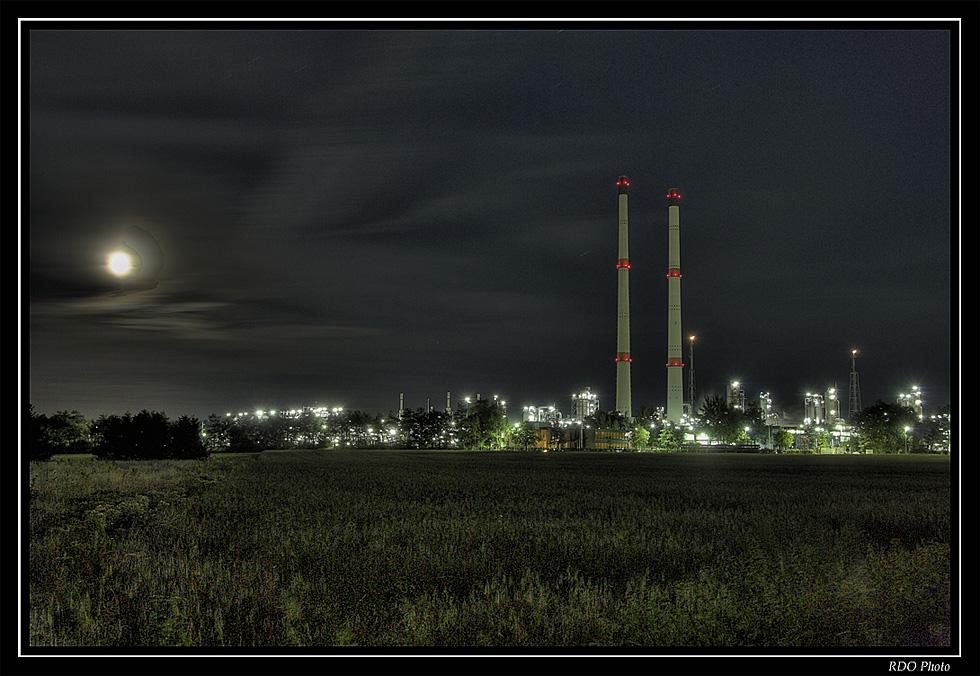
[615,176,632,418]
[666,188,684,422]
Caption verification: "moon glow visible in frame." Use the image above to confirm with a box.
[107,251,134,276]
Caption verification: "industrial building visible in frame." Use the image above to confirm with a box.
[727,381,746,412]
[520,387,628,451]
[529,423,628,452]
[522,404,562,425]
[384,181,892,453]
[804,392,825,425]
[803,388,842,426]
[571,387,600,420]
[898,385,924,420]
[825,388,840,424]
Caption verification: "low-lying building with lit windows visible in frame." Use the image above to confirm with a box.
[530,422,627,452]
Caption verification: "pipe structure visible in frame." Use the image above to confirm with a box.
[615,176,632,419]
[666,188,684,422]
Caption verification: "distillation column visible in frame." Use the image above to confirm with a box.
[666,188,684,423]
[615,176,632,418]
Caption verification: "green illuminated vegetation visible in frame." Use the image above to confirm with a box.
[28,452,950,647]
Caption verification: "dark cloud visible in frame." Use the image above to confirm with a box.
[25,23,956,421]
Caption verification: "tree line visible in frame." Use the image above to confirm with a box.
[28,406,206,461]
[26,395,950,461]
[202,398,512,453]
[688,395,949,454]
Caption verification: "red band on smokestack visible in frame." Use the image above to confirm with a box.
[617,258,630,268]
[616,352,632,362]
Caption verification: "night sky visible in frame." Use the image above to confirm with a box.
[25,23,957,423]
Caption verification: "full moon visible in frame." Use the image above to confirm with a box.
[107,251,133,276]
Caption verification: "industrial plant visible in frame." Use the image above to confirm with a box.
[210,177,947,455]
[488,177,941,453]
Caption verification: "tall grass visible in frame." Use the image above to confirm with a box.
[28,451,950,647]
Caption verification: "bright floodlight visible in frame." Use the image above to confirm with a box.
[107,251,133,276]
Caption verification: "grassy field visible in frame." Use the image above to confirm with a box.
[27,450,951,648]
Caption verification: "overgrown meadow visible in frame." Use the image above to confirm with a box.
[27,451,951,648]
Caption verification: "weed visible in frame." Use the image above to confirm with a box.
[27,451,950,647]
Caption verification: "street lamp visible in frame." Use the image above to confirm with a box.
[904,425,911,453]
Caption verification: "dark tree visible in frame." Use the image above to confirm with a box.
[93,410,208,460]
[401,408,453,449]
[851,400,919,454]
[460,399,508,449]
[331,410,380,448]
[633,406,661,437]
[697,395,748,444]
[28,406,54,461]
[27,407,93,459]
[585,410,628,431]
[655,426,683,452]
[227,422,263,453]
[92,412,136,460]
[547,420,566,452]
[133,409,171,458]
[292,409,326,448]
[259,415,292,450]
[511,421,537,451]
[170,415,206,459]
[771,428,794,453]
[203,414,233,453]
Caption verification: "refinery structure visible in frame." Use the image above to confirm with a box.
[503,176,922,452]
[220,176,945,454]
